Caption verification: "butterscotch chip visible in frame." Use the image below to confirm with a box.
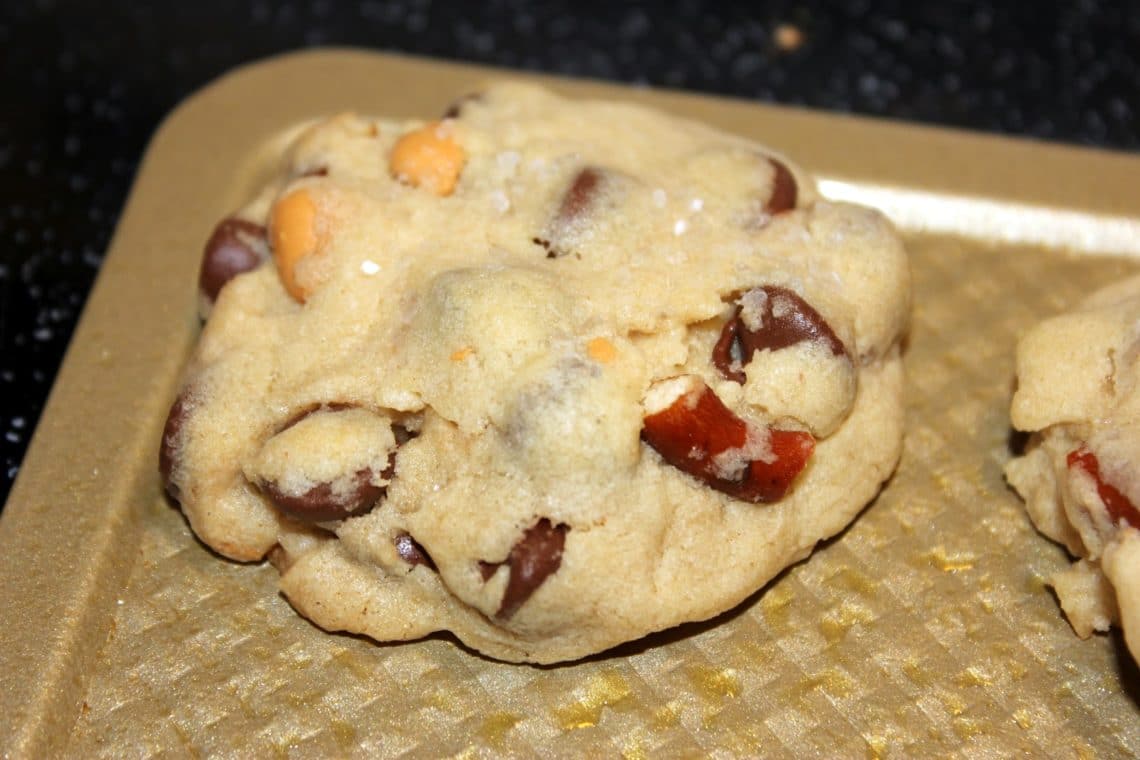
[1006,274,1140,661]
[268,188,323,302]
[161,83,910,663]
[389,121,465,196]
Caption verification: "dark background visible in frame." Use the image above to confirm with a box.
[1,1,1138,507]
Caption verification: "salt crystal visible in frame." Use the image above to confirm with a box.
[497,151,521,172]
[673,219,688,236]
[361,260,381,275]
[690,197,704,212]
[652,188,667,208]
[491,190,511,213]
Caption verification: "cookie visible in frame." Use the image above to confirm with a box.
[161,83,911,663]
[1006,275,1140,660]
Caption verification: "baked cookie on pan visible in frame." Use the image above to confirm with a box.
[1007,275,1140,660]
[161,83,911,663]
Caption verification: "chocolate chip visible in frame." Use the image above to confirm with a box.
[713,285,847,383]
[766,158,797,214]
[536,167,607,259]
[394,532,436,570]
[478,561,499,581]
[277,402,356,434]
[712,317,748,384]
[392,423,416,446]
[442,92,483,119]
[256,413,418,523]
[558,167,602,223]
[258,469,385,522]
[159,391,190,500]
[378,424,416,481]
[481,518,569,619]
[198,218,267,304]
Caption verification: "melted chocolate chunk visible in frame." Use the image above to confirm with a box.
[1068,448,1140,530]
[159,391,190,501]
[480,518,569,619]
[713,285,848,383]
[641,378,815,503]
[198,218,267,304]
[766,158,797,214]
[259,469,384,522]
[394,532,437,570]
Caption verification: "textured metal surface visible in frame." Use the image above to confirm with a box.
[4,50,1140,758]
[61,241,1140,758]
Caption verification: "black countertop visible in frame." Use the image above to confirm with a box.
[2,1,1138,507]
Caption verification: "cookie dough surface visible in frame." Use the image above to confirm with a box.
[161,83,911,663]
[1006,274,1140,660]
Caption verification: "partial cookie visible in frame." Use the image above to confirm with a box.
[1006,274,1140,659]
[161,83,911,663]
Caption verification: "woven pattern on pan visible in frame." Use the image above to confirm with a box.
[67,235,1140,758]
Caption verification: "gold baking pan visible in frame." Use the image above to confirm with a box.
[3,49,1140,758]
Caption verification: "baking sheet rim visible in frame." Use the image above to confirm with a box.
[3,47,1140,758]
